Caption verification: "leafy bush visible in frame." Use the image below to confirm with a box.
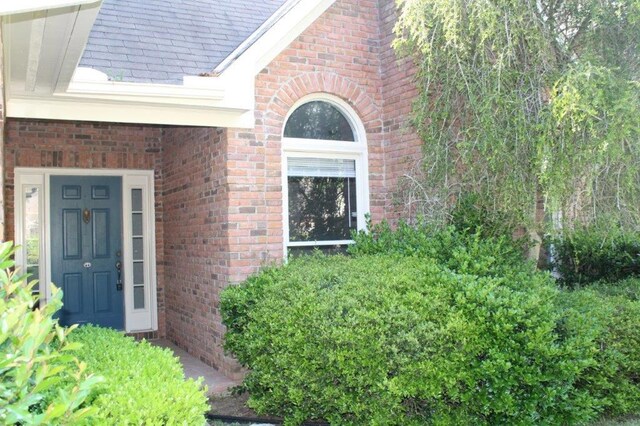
[588,278,640,301]
[0,241,100,425]
[559,283,640,416]
[548,225,640,287]
[68,326,208,425]
[349,218,531,278]
[449,192,515,238]
[222,254,597,425]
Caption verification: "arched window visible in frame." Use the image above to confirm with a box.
[282,95,369,256]
[283,101,355,141]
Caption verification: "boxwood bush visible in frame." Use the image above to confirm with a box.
[548,226,640,287]
[348,219,531,278]
[559,280,640,416]
[69,326,208,425]
[222,254,598,425]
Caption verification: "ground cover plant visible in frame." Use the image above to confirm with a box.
[0,242,99,425]
[69,325,209,425]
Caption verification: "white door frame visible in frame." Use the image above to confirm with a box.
[14,167,158,332]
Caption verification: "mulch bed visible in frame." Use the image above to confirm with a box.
[208,393,329,425]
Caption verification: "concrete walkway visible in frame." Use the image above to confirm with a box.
[151,339,240,395]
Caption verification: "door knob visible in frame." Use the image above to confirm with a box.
[83,262,92,268]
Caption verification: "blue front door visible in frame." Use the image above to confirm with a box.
[51,176,124,329]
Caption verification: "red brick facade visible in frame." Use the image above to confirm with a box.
[2,0,420,378]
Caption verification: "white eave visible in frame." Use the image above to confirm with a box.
[2,0,336,128]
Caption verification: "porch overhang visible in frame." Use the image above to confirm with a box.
[1,0,336,128]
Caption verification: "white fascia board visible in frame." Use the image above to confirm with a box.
[7,96,255,128]
[65,80,226,105]
[221,0,336,76]
[0,0,99,16]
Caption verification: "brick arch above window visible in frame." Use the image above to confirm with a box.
[263,72,380,134]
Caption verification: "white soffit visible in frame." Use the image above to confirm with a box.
[0,0,99,16]
[2,0,336,128]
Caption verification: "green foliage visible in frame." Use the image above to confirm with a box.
[0,241,100,425]
[559,284,640,416]
[548,226,640,287]
[348,217,530,278]
[222,254,598,425]
[589,278,640,301]
[449,192,514,238]
[541,64,640,224]
[393,0,640,230]
[68,326,209,425]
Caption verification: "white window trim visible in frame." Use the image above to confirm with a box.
[14,167,158,333]
[282,94,370,257]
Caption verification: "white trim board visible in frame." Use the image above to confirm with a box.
[14,167,158,333]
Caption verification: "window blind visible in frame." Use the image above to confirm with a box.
[287,157,356,178]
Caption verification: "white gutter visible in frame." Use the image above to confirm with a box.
[0,0,100,16]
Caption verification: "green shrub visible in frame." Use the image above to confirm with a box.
[588,278,640,301]
[559,282,640,417]
[69,326,208,425]
[449,192,515,238]
[222,254,597,425]
[548,226,640,287]
[0,241,100,425]
[349,218,531,278]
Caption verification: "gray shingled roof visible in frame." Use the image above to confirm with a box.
[78,0,288,84]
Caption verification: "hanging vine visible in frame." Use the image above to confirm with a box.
[393,0,640,233]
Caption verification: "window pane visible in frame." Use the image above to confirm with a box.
[284,101,355,141]
[131,189,142,211]
[25,185,40,280]
[133,286,145,309]
[288,176,357,242]
[132,213,143,236]
[133,262,144,285]
[132,237,143,261]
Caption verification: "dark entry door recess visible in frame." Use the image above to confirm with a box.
[51,175,124,329]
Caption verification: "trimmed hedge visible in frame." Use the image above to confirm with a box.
[548,226,640,287]
[69,326,208,425]
[348,220,531,278]
[222,254,598,425]
[559,280,640,416]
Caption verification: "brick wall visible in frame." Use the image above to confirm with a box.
[378,0,422,222]
[161,126,244,377]
[4,119,167,336]
[160,0,420,376]
[228,0,386,263]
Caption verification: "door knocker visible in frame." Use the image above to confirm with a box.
[83,208,91,224]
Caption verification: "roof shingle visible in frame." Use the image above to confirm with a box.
[78,0,288,84]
